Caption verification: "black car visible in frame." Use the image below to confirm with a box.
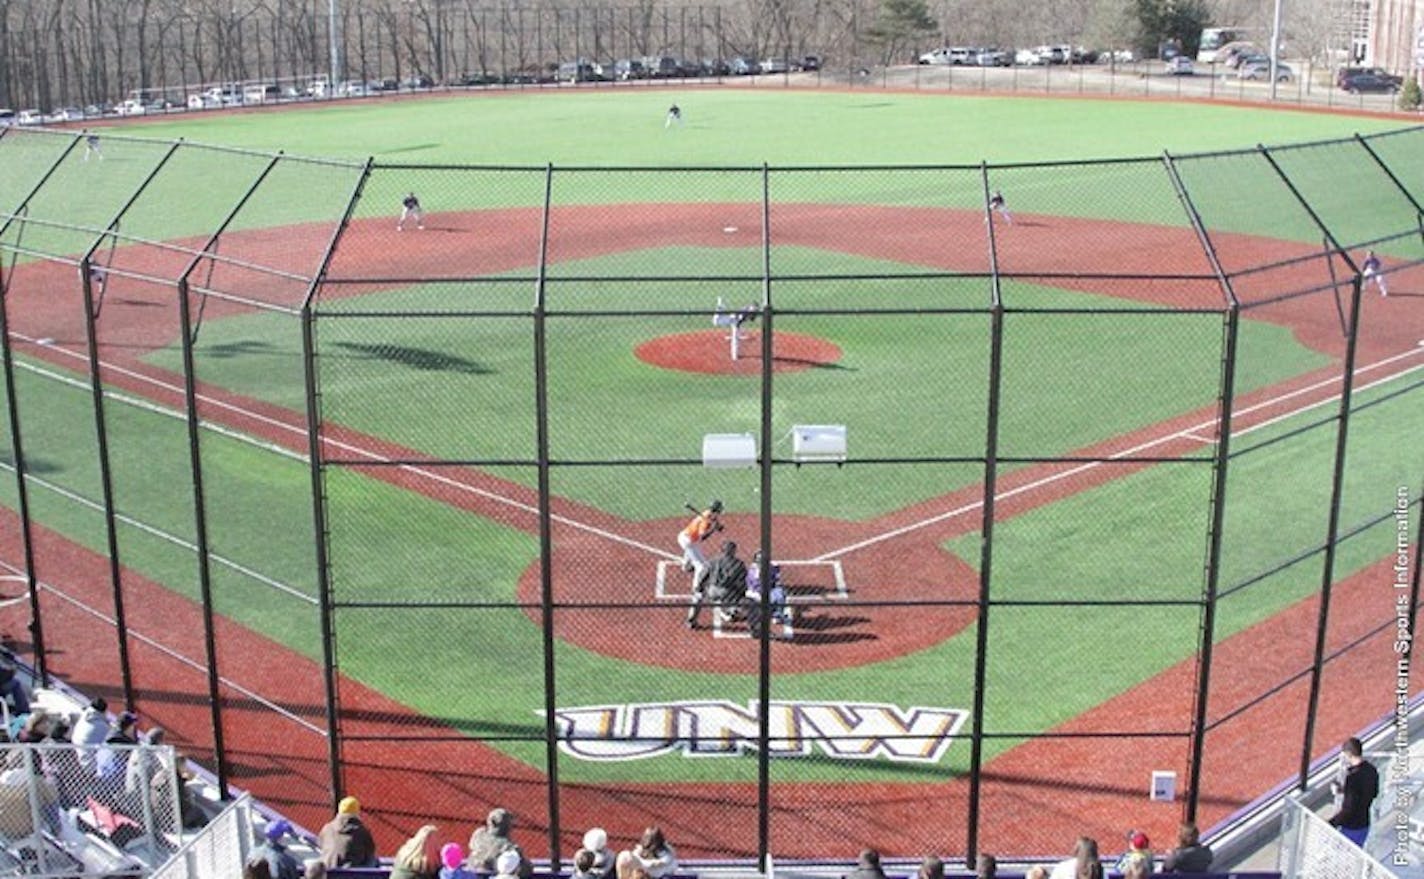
[1335,66,1401,89]
[1339,72,1401,94]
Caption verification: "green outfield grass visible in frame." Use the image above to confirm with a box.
[121,91,1408,166]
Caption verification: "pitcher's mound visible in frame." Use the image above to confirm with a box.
[635,330,842,375]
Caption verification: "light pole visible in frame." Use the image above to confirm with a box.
[1269,0,1284,100]
[329,0,340,86]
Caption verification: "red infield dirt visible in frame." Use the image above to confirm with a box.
[0,203,1419,858]
[634,330,842,375]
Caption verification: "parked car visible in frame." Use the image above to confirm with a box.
[48,106,84,122]
[401,74,435,89]
[760,57,792,74]
[1165,56,1195,75]
[187,93,220,109]
[1237,58,1293,81]
[729,56,760,75]
[975,49,1010,66]
[918,47,950,65]
[644,56,682,77]
[1339,71,1401,93]
[1014,47,1046,65]
[15,109,42,125]
[556,61,598,83]
[1335,67,1402,90]
[612,59,646,80]
[243,84,280,104]
[0,109,14,126]
[801,55,822,71]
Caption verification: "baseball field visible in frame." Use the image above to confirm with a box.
[0,89,1420,861]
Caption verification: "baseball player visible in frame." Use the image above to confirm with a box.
[1361,250,1387,297]
[689,540,747,629]
[987,189,1013,225]
[665,104,683,128]
[679,500,723,626]
[83,132,103,161]
[397,192,425,231]
[746,550,793,639]
[711,298,760,360]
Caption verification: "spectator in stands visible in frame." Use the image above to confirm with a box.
[0,661,30,717]
[1114,831,1153,875]
[494,849,525,879]
[572,847,605,879]
[166,750,208,829]
[0,749,60,838]
[846,849,887,879]
[1162,823,1213,873]
[631,826,679,879]
[15,707,52,743]
[319,795,379,867]
[95,710,138,780]
[251,819,302,879]
[440,842,478,879]
[973,854,994,879]
[391,825,442,879]
[583,826,617,878]
[1025,868,1047,879]
[1329,736,1380,847]
[71,697,112,771]
[43,717,88,809]
[1121,861,1150,879]
[245,859,274,879]
[124,725,169,802]
[467,808,532,877]
[919,855,946,879]
[306,863,327,879]
[616,849,640,879]
[1049,837,1102,879]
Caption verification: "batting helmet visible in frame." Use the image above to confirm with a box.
[709,499,724,513]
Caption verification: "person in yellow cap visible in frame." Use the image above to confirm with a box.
[318,795,379,867]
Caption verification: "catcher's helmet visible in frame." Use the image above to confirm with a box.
[709,499,724,513]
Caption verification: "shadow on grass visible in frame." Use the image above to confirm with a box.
[332,341,494,374]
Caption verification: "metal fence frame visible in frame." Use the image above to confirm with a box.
[0,125,1420,865]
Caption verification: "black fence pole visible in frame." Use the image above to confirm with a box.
[756,163,773,870]
[299,157,375,808]
[175,276,231,798]
[0,257,46,685]
[965,162,1004,866]
[1298,274,1364,789]
[0,134,84,689]
[533,164,562,867]
[77,256,136,708]
[1164,152,1240,823]
[172,150,281,796]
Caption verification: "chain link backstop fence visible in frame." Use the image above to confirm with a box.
[0,123,1419,867]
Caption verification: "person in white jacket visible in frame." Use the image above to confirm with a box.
[70,697,112,770]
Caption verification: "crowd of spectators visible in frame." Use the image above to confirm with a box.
[241,797,1225,879]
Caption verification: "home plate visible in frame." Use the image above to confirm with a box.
[722,226,738,233]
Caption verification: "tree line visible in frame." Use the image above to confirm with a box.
[0,0,1304,111]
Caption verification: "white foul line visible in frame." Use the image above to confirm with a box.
[9,331,675,561]
[815,346,1424,561]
